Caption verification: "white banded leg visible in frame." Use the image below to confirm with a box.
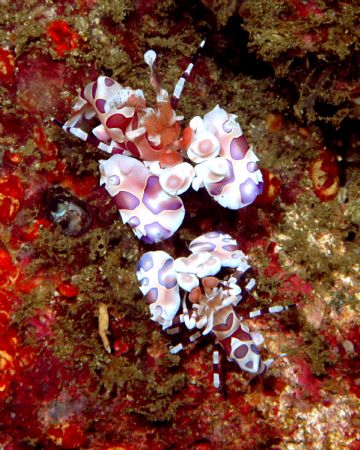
[164,308,195,335]
[255,353,288,376]
[52,118,126,154]
[213,350,221,389]
[169,330,202,354]
[226,263,252,287]
[238,304,295,376]
[221,266,254,300]
[239,304,297,322]
[245,278,256,293]
[164,313,184,335]
[165,326,181,335]
[182,295,197,330]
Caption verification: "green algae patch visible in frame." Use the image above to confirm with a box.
[96,0,133,24]
[302,327,336,377]
[240,1,360,126]
[91,344,186,422]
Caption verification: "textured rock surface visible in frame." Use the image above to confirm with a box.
[0,1,359,448]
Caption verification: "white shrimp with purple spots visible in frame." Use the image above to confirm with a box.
[55,42,265,244]
[189,105,264,209]
[136,231,295,388]
[136,250,180,329]
[136,232,250,328]
[99,154,185,244]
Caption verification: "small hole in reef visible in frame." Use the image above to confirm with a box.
[345,231,356,242]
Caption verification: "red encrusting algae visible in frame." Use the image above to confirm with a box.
[47,20,80,57]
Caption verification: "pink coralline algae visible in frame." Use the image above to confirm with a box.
[57,41,263,243]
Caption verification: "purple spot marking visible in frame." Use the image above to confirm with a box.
[111,146,127,155]
[128,216,140,228]
[110,175,120,185]
[258,181,264,195]
[112,191,140,210]
[237,328,252,341]
[137,253,154,272]
[222,121,232,133]
[142,222,172,244]
[239,178,261,205]
[104,77,115,87]
[91,80,98,99]
[189,242,216,254]
[230,135,249,160]
[250,344,260,355]
[204,231,221,238]
[213,312,234,332]
[245,360,254,369]
[145,287,158,304]
[143,176,183,214]
[222,244,239,252]
[132,113,139,129]
[126,141,141,158]
[106,114,131,131]
[234,344,249,359]
[95,99,106,114]
[247,162,258,173]
[208,160,234,196]
[158,258,177,289]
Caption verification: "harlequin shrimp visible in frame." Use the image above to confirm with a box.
[98,154,186,243]
[53,39,263,243]
[136,231,295,388]
[188,106,264,209]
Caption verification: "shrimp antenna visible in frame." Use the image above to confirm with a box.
[171,38,206,110]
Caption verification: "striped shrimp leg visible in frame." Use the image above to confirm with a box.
[171,38,206,109]
[52,118,126,154]
[238,304,297,322]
